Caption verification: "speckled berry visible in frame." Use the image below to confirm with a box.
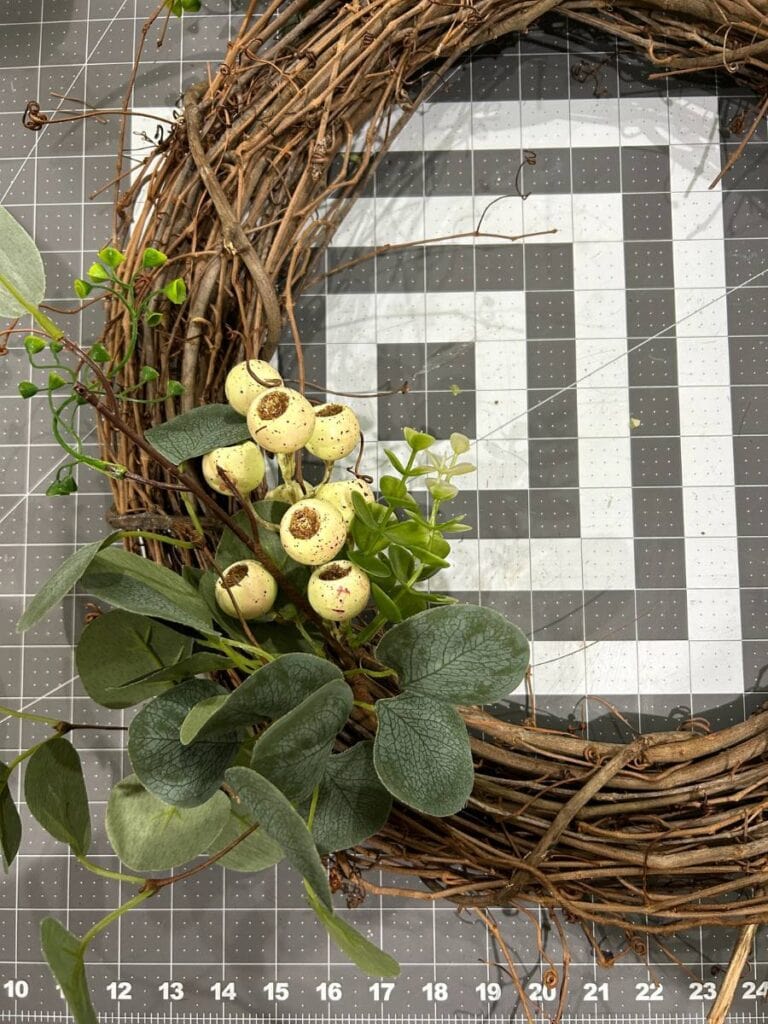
[307,560,370,621]
[214,560,277,619]
[225,359,283,416]
[315,478,375,526]
[279,498,346,566]
[305,403,361,461]
[247,387,315,454]
[202,441,265,495]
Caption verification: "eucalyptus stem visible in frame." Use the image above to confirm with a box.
[306,785,320,831]
[0,271,64,341]
[0,704,60,727]
[79,890,153,952]
[76,855,145,887]
[6,736,56,774]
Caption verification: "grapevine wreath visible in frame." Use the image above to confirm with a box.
[2,0,768,1022]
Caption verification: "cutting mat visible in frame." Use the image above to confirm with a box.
[2,0,768,1017]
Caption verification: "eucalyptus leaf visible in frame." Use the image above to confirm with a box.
[76,610,192,709]
[249,678,353,801]
[311,742,392,854]
[370,583,403,623]
[305,884,400,978]
[0,205,45,318]
[40,918,97,1024]
[373,695,473,816]
[17,534,121,633]
[82,547,213,633]
[179,695,229,745]
[106,775,230,871]
[128,679,240,807]
[375,604,529,705]
[24,738,91,856]
[145,404,251,465]
[192,653,344,737]
[225,766,332,908]
[207,803,284,872]
[0,764,21,872]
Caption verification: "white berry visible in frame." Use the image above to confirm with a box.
[247,387,315,454]
[305,404,361,461]
[225,359,283,416]
[307,560,370,621]
[214,560,277,619]
[202,441,265,495]
[315,478,375,526]
[279,498,346,566]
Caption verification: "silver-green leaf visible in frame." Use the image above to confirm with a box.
[311,741,393,854]
[373,695,473,816]
[375,604,529,705]
[0,205,45,318]
[40,918,97,1024]
[128,679,240,807]
[305,884,400,978]
[145,404,251,465]
[0,763,21,872]
[24,738,91,856]
[249,678,353,801]
[225,766,332,908]
[207,803,284,873]
[106,775,230,871]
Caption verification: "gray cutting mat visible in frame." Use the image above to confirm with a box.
[2,0,768,1017]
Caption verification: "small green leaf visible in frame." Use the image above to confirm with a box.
[179,695,229,745]
[128,679,240,807]
[225,767,332,908]
[373,695,473,816]
[208,803,284,872]
[347,551,391,579]
[76,610,193,709]
[73,278,92,299]
[383,449,406,473]
[46,476,77,497]
[18,380,38,399]
[311,742,392,854]
[387,544,415,583]
[0,764,21,872]
[87,262,110,283]
[24,334,45,355]
[370,583,403,623]
[89,342,110,363]
[18,534,120,633]
[189,653,344,738]
[427,480,458,501]
[81,547,214,634]
[249,679,353,801]
[48,371,67,390]
[305,884,400,978]
[350,490,379,530]
[450,432,471,454]
[376,604,529,705]
[24,738,91,855]
[167,379,185,396]
[182,0,202,8]
[40,918,98,1024]
[0,205,45,318]
[106,775,229,871]
[141,247,167,268]
[145,404,250,465]
[98,246,124,268]
[50,339,64,354]
[164,278,187,304]
[144,311,163,327]
[403,427,435,452]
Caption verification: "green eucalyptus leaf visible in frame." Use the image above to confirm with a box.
[249,679,353,802]
[311,742,392,854]
[24,738,91,855]
[207,803,284,873]
[305,884,400,978]
[0,205,45,318]
[82,547,213,633]
[376,604,529,705]
[0,764,21,872]
[225,766,332,906]
[40,918,97,1024]
[76,610,193,709]
[145,404,251,465]
[106,775,230,871]
[128,679,239,807]
[373,695,473,816]
[179,695,229,746]
[17,534,121,633]
[192,653,344,737]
